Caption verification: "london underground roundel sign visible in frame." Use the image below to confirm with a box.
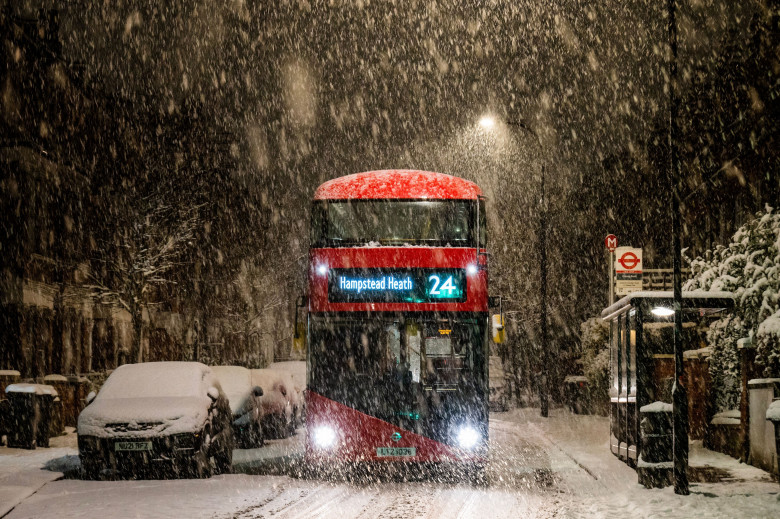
[617,251,640,270]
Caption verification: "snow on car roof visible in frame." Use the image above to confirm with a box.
[5,383,58,396]
[212,366,253,414]
[267,361,306,389]
[96,362,210,400]
[212,365,252,395]
[250,368,286,391]
[313,170,482,200]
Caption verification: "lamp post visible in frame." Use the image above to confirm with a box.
[479,116,549,418]
[668,0,689,495]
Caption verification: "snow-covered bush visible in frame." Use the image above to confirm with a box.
[705,315,745,411]
[579,317,610,413]
[685,206,780,410]
[756,311,780,377]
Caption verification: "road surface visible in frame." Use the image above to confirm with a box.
[3,411,778,518]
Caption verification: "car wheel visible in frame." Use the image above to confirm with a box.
[81,459,101,480]
[249,422,264,448]
[469,463,487,487]
[188,431,213,479]
[215,442,232,474]
[189,448,212,478]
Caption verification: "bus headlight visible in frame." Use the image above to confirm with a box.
[456,425,481,450]
[313,425,337,449]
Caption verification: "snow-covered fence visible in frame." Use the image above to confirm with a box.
[748,378,780,475]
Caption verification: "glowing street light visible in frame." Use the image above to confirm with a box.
[478,116,496,129]
[651,306,675,317]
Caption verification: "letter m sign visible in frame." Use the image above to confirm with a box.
[605,234,618,252]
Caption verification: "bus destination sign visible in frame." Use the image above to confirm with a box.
[328,268,466,303]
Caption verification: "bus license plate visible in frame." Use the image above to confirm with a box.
[115,441,152,452]
[376,447,416,457]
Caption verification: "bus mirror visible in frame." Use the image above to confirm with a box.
[492,314,506,344]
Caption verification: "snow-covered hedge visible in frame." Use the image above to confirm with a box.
[685,207,780,409]
[579,317,610,413]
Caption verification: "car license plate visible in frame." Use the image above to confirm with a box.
[376,447,416,457]
[115,441,152,452]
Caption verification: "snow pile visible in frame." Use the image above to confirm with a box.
[639,401,672,413]
[685,206,780,409]
[766,400,780,422]
[711,409,741,425]
[4,384,58,397]
[42,374,68,383]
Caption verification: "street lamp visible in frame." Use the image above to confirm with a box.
[667,0,689,495]
[479,116,496,130]
[478,115,549,418]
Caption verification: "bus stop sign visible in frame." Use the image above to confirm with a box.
[614,246,643,296]
[605,234,618,252]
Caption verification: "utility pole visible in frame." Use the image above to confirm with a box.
[507,120,548,418]
[478,116,549,417]
[539,161,549,418]
[668,0,690,495]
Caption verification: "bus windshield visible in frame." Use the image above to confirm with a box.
[311,200,477,247]
[308,315,486,431]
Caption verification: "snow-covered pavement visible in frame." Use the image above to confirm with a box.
[1,412,778,518]
[0,428,78,517]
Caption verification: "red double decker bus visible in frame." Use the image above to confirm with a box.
[304,170,490,477]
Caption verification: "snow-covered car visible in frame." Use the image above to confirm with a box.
[250,368,294,438]
[268,361,306,426]
[77,362,233,479]
[211,366,265,448]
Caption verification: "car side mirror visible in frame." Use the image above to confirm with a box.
[85,391,97,405]
[207,386,219,402]
[252,386,263,397]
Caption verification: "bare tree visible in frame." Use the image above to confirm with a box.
[88,197,202,363]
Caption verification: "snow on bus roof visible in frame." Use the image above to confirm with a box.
[313,170,482,200]
[601,290,734,319]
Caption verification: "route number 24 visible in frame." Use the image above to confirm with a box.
[428,275,457,296]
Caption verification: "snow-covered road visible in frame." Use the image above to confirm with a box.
[2,411,778,518]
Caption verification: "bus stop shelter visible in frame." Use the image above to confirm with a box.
[600,291,734,469]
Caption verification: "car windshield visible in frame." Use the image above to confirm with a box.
[311,200,476,247]
[97,364,204,400]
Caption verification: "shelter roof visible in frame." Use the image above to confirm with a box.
[601,290,734,320]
